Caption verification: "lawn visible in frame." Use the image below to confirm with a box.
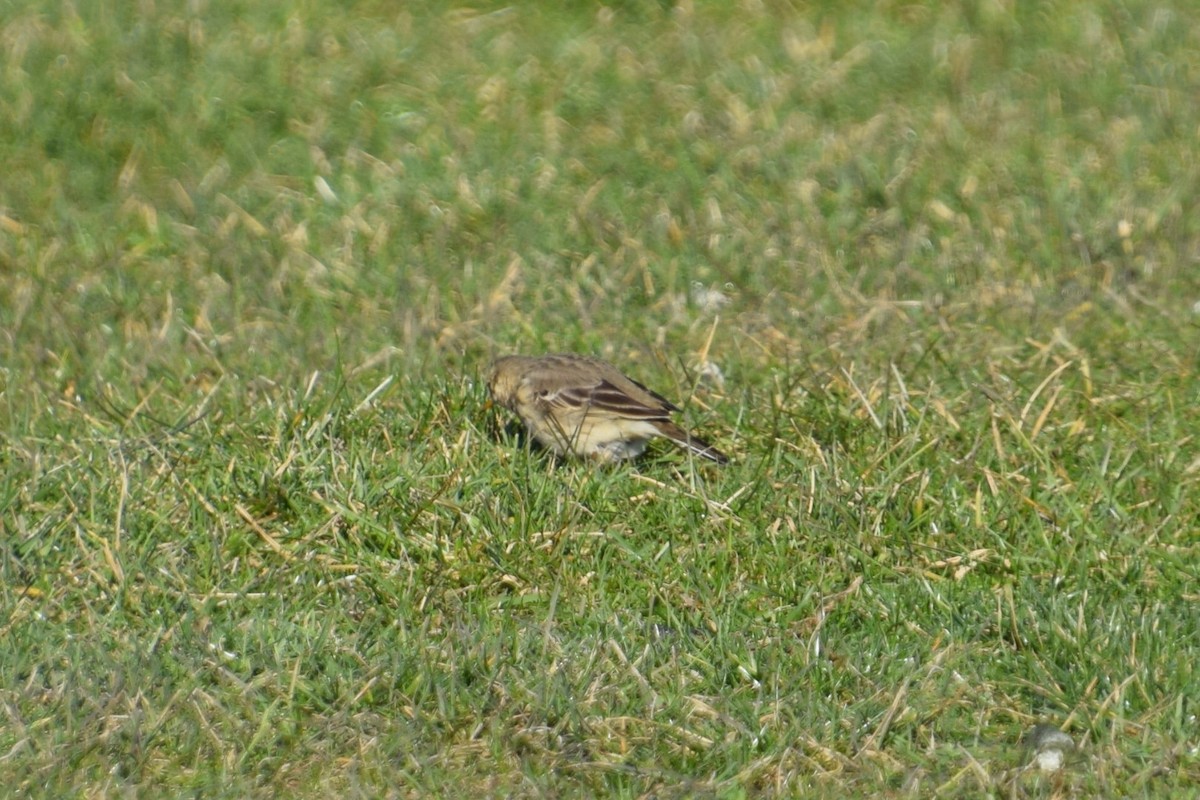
[1,1,1198,797]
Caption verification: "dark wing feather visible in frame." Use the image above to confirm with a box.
[624,376,680,412]
[551,380,672,420]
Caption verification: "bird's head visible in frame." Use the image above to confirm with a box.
[487,355,529,411]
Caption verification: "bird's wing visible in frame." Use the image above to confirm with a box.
[622,376,680,413]
[547,379,673,420]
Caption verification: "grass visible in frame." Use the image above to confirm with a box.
[2,0,1198,796]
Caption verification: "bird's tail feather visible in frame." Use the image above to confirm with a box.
[654,421,729,464]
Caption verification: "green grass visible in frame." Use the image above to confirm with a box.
[2,0,1198,797]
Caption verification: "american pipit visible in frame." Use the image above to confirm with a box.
[488,353,728,464]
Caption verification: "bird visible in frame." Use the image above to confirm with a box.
[487,353,728,464]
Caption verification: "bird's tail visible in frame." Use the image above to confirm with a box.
[654,420,729,464]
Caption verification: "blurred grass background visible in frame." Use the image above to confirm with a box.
[2,0,1197,797]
